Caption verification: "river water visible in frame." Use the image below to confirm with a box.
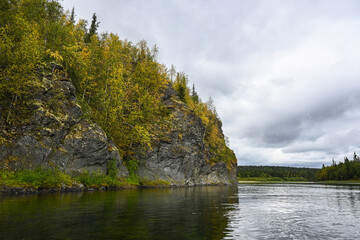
[0,184,359,239]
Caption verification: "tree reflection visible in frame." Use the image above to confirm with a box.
[0,186,238,240]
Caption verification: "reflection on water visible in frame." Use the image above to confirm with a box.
[225,184,360,239]
[1,184,360,239]
[0,186,238,240]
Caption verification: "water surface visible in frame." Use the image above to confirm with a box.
[0,186,237,240]
[226,184,360,239]
[1,184,360,239]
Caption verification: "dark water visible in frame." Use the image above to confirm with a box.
[0,186,237,240]
[0,184,360,239]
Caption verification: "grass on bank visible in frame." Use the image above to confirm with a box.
[0,168,170,189]
[0,168,73,188]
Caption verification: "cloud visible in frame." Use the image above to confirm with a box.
[62,0,360,167]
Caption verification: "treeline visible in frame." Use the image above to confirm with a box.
[316,153,360,181]
[0,0,235,171]
[237,166,320,181]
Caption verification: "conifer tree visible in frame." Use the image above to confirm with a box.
[191,84,199,103]
[169,64,176,81]
[70,7,75,24]
[85,13,99,43]
[0,0,236,169]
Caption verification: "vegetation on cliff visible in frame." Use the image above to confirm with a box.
[0,0,236,183]
[0,168,169,191]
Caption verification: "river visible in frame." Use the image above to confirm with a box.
[0,184,359,239]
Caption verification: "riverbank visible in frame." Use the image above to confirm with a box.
[0,168,171,195]
[238,181,311,184]
[0,168,236,195]
[0,183,236,195]
[237,176,310,182]
[238,179,360,186]
[317,180,360,185]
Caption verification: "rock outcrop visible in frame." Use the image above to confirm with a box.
[0,64,129,177]
[136,86,237,185]
[0,64,236,185]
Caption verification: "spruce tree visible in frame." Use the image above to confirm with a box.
[70,7,75,24]
[191,84,199,103]
[85,13,99,42]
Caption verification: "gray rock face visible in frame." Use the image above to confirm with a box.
[0,66,129,177]
[136,90,237,186]
[0,65,236,186]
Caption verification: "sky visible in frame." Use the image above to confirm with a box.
[61,0,360,168]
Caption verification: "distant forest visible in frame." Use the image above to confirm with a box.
[237,166,320,181]
[317,152,360,181]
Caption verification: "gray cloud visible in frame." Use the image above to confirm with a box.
[62,0,360,167]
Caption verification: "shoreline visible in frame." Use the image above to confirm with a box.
[0,183,236,196]
[238,180,360,186]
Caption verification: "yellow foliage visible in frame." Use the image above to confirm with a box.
[46,49,63,62]
[0,0,235,168]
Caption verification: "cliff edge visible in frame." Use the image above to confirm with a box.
[0,64,236,186]
[0,0,237,189]
[136,86,237,185]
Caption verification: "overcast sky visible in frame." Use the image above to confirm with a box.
[61,0,360,168]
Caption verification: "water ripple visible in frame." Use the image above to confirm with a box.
[225,184,360,239]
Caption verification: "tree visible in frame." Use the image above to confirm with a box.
[0,0,235,173]
[191,84,199,103]
[354,152,359,161]
[169,64,176,81]
[85,13,99,43]
[70,7,75,24]
[0,1,43,126]
[174,72,188,103]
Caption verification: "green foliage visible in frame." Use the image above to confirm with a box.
[126,174,141,185]
[70,7,75,24]
[0,0,75,127]
[0,0,236,177]
[317,153,360,181]
[125,157,139,175]
[66,33,169,161]
[199,98,236,168]
[85,13,99,43]
[237,166,319,181]
[0,0,169,162]
[173,72,189,103]
[0,1,43,126]
[139,179,170,187]
[191,84,199,103]
[107,158,118,179]
[237,176,308,182]
[0,167,72,188]
[170,69,236,167]
[75,171,118,187]
[0,167,138,189]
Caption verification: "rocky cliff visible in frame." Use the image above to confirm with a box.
[136,86,237,185]
[0,64,129,178]
[0,64,236,186]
